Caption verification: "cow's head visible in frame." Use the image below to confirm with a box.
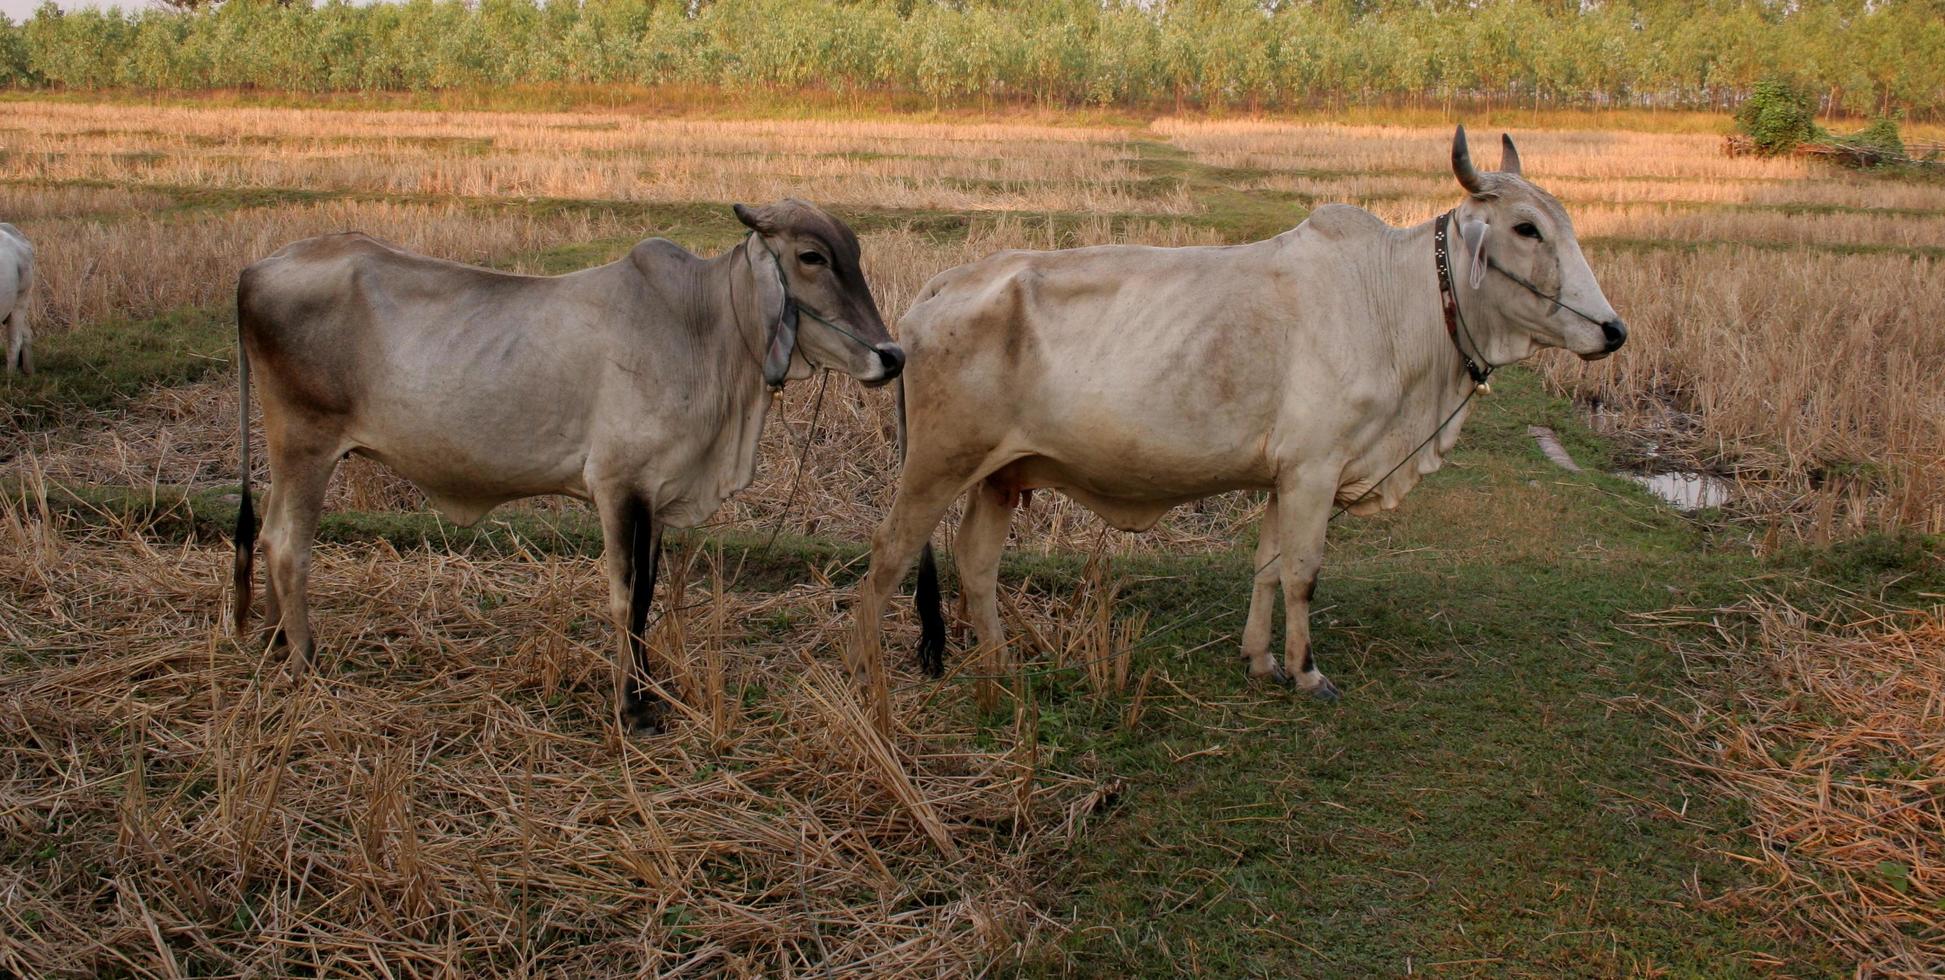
[734,199,903,388]
[1447,126,1625,364]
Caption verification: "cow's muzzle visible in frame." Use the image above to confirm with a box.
[1601,318,1628,352]
[1579,318,1627,361]
[863,344,905,387]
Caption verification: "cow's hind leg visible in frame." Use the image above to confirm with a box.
[260,444,337,664]
[596,490,665,733]
[3,311,25,376]
[1271,477,1339,702]
[257,483,285,649]
[853,461,982,732]
[1240,493,1282,680]
[954,477,1018,712]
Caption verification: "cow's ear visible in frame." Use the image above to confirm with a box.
[762,301,800,388]
[747,240,799,386]
[1460,218,1490,289]
[733,203,775,235]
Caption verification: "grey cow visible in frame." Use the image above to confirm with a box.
[233,200,904,730]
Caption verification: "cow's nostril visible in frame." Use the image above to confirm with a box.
[876,345,905,378]
[1601,319,1627,352]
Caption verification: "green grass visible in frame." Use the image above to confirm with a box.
[0,307,233,425]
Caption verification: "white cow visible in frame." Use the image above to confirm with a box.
[1,223,32,375]
[852,127,1626,715]
[233,200,904,730]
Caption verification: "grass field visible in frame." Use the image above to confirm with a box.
[2,101,1942,975]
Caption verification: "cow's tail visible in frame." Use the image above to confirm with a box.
[898,377,948,678]
[231,280,258,638]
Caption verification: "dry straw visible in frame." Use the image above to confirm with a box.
[1649,599,1945,976]
[0,479,1153,976]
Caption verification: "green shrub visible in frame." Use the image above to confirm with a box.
[1836,118,1907,165]
[1735,78,1820,154]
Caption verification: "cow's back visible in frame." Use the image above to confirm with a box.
[898,237,1313,497]
[239,233,551,416]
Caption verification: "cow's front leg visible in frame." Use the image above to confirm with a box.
[597,491,665,733]
[1240,493,1281,680]
[1272,478,1339,702]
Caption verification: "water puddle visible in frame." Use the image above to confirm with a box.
[1626,471,1733,511]
[1529,424,1733,513]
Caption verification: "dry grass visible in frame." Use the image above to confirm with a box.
[0,184,177,220]
[1156,117,1826,180]
[1355,197,1945,249]
[8,200,646,332]
[1659,599,1945,976]
[1548,246,1945,537]
[0,484,1161,976]
[1249,170,1945,217]
[1,103,1183,216]
[1565,204,1945,249]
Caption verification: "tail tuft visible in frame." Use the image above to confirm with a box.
[914,542,946,677]
[232,487,256,635]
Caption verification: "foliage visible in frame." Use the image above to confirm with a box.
[1735,77,1821,154]
[0,0,1940,116]
[1830,117,1908,165]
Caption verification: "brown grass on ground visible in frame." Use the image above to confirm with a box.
[0,184,178,221]
[1357,196,1945,249]
[1,102,1183,216]
[1156,118,1826,180]
[1249,171,1945,212]
[1566,204,1945,249]
[1652,599,1945,976]
[1547,246,1945,538]
[0,486,1162,976]
[10,200,646,332]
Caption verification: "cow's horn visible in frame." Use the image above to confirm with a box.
[1500,133,1522,176]
[1452,125,1487,194]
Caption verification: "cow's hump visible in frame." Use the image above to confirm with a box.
[1297,203,1386,242]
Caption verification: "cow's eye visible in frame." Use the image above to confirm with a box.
[1514,222,1543,241]
[798,251,827,267]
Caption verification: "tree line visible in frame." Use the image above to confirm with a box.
[1,0,1939,117]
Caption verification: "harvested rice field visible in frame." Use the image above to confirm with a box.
[2,101,1941,976]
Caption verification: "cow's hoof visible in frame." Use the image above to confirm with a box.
[1302,676,1342,704]
[619,697,668,735]
[1246,661,1291,686]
